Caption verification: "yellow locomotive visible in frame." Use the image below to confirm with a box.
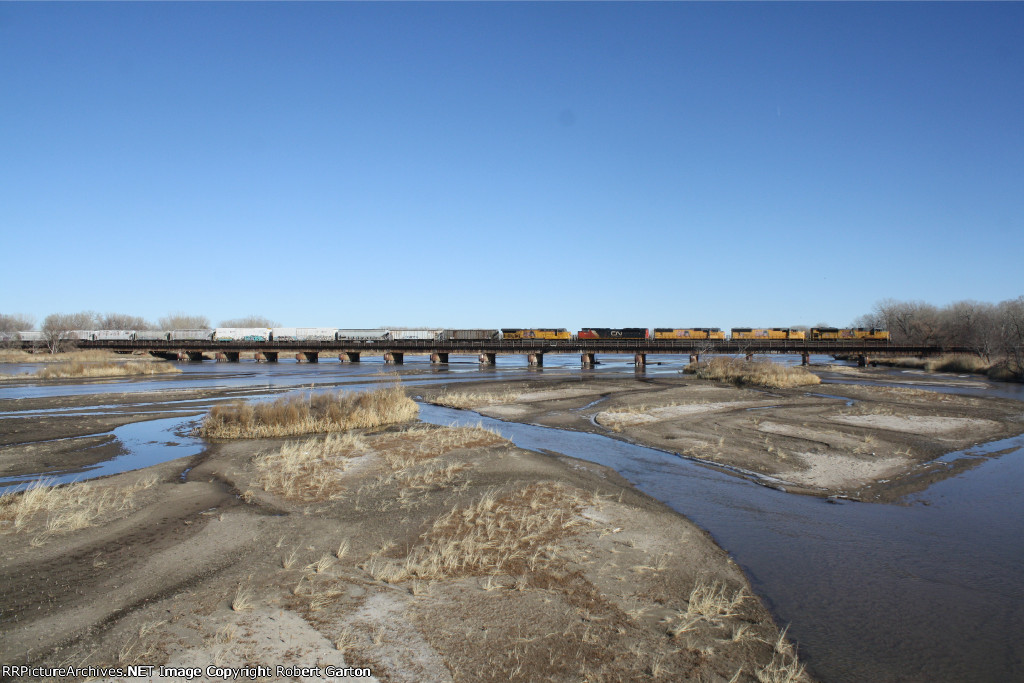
[809,327,891,342]
[730,328,806,340]
[653,328,726,340]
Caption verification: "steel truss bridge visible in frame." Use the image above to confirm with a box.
[22,339,972,367]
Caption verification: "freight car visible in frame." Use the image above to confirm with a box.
[335,329,391,342]
[653,328,725,340]
[270,327,337,342]
[501,329,571,340]
[439,329,501,341]
[388,329,443,341]
[577,328,650,340]
[213,328,271,342]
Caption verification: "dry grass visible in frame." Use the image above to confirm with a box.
[0,349,150,364]
[756,627,808,683]
[373,424,507,470]
[29,361,181,379]
[0,476,157,537]
[684,357,821,388]
[253,433,367,501]
[365,482,596,583]
[197,384,418,439]
[429,390,521,409]
[669,580,748,637]
[872,354,991,374]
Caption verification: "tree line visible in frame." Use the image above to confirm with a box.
[854,296,1024,373]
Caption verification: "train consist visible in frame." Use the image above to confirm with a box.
[9,326,891,343]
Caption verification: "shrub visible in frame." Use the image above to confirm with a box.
[197,384,418,439]
[683,357,820,389]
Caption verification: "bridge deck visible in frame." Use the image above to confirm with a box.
[20,339,968,356]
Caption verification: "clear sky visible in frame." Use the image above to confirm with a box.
[2,2,1021,331]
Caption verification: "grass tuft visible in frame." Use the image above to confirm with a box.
[253,433,366,501]
[373,482,596,583]
[684,357,821,388]
[0,476,156,537]
[429,390,521,409]
[197,384,418,439]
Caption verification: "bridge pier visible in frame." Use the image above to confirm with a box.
[384,352,404,364]
[634,353,646,367]
[219,352,240,363]
[581,353,596,367]
[858,354,868,367]
[527,353,544,367]
[689,354,699,365]
[745,353,754,361]
[430,352,449,364]
[304,352,319,363]
[801,352,810,366]
[341,352,360,362]
[479,353,496,365]
[186,351,204,362]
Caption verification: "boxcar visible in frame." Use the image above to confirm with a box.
[501,329,571,340]
[653,328,725,340]
[213,328,271,342]
[577,328,649,340]
[136,330,171,341]
[15,330,45,342]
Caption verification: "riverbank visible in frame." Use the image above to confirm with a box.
[419,368,1024,502]
[0,383,807,682]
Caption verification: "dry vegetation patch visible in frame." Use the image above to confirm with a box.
[34,361,181,379]
[197,384,417,439]
[367,482,596,583]
[429,390,521,409]
[0,476,156,538]
[252,433,367,502]
[684,357,821,389]
[0,349,156,364]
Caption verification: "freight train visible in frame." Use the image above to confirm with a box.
[8,326,891,343]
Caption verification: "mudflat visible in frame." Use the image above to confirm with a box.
[422,368,1024,502]
[1,379,805,682]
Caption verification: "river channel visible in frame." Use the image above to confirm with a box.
[2,354,1022,682]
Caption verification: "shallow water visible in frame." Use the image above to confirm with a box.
[3,360,1023,681]
[418,403,1024,683]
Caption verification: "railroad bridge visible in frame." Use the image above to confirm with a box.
[35,339,971,368]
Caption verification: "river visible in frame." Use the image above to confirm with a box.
[2,355,1022,681]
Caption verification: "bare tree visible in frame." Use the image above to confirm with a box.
[99,313,154,330]
[997,296,1024,377]
[0,313,35,349]
[41,312,98,354]
[0,313,35,336]
[219,315,280,328]
[158,312,211,330]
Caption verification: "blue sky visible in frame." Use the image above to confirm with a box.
[2,2,1021,330]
